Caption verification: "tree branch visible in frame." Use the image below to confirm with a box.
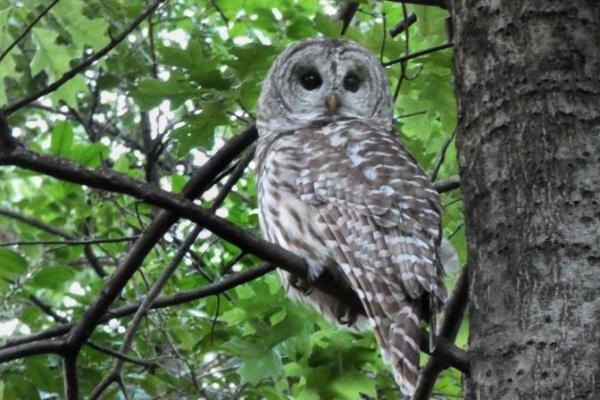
[63,354,79,400]
[383,42,454,67]
[0,236,138,247]
[431,128,457,181]
[389,12,417,38]
[414,266,470,398]
[0,207,108,276]
[386,0,445,8]
[434,176,460,193]
[0,207,72,238]
[0,0,61,64]
[1,0,168,116]
[0,339,65,363]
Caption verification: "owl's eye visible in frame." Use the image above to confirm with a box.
[299,70,322,91]
[343,72,361,92]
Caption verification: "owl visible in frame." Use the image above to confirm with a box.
[255,38,446,396]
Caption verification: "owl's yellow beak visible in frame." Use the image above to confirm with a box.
[326,94,338,115]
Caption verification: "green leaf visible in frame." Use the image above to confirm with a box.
[25,358,59,391]
[329,372,377,399]
[239,349,283,385]
[221,307,247,326]
[171,102,229,154]
[131,77,198,110]
[53,0,109,51]
[50,122,74,156]
[0,249,27,280]
[31,266,75,290]
[269,309,286,326]
[50,74,86,108]
[30,28,75,81]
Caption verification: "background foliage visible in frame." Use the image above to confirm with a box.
[0,0,464,398]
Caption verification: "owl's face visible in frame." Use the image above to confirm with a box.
[257,39,393,135]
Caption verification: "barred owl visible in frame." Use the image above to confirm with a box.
[255,38,446,396]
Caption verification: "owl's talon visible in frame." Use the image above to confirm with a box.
[289,274,313,295]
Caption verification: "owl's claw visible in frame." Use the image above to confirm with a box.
[289,273,314,295]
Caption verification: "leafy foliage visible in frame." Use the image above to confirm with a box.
[0,0,464,398]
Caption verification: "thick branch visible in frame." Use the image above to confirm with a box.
[63,355,79,400]
[2,0,167,116]
[0,339,65,363]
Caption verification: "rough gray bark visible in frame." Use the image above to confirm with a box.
[451,1,600,399]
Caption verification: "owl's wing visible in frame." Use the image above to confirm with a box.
[294,120,445,301]
[289,120,446,394]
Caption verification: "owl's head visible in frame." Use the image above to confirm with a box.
[257,38,393,135]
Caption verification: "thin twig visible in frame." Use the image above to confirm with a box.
[210,0,229,24]
[386,0,445,7]
[380,11,387,62]
[393,2,411,102]
[0,0,61,64]
[85,341,156,369]
[0,236,139,247]
[383,42,454,67]
[2,0,168,116]
[431,129,457,181]
[0,207,72,238]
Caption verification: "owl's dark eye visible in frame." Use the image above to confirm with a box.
[299,70,322,90]
[343,72,361,92]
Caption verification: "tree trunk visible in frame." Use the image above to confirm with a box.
[450,1,600,399]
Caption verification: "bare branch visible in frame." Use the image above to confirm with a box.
[386,0,445,8]
[389,12,417,38]
[335,2,359,35]
[2,0,168,116]
[413,266,469,398]
[210,0,229,25]
[383,42,454,67]
[63,355,79,400]
[434,176,460,193]
[0,236,139,247]
[85,342,156,369]
[431,129,457,181]
[0,339,65,363]
[0,206,107,277]
[0,0,61,64]
[0,207,72,238]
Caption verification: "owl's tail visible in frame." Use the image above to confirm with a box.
[376,301,421,397]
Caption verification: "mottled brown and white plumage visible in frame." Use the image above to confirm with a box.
[255,38,446,396]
